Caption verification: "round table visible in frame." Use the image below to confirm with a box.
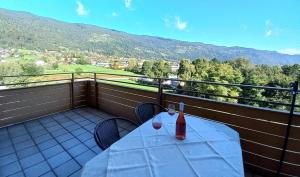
[81,112,244,177]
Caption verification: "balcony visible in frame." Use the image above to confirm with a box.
[0,72,299,177]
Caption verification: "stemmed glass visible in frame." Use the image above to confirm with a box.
[152,115,162,143]
[167,104,176,117]
[167,104,176,129]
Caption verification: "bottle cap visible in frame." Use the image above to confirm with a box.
[179,102,184,111]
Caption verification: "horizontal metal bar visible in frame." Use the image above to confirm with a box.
[1,72,292,91]
[162,78,292,91]
[95,72,145,78]
[96,78,158,88]
[0,79,71,86]
[1,72,72,77]
[170,88,298,108]
[74,77,93,80]
[74,72,94,74]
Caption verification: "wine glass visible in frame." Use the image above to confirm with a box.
[167,104,176,129]
[152,115,162,143]
[167,104,176,117]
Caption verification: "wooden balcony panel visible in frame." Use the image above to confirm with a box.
[0,83,70,104]
[0,99,70,127]
[244,163,277,177]
[0,82,88,128]
[98,83,158,99]
[0,91,68,112]
[163,93,291,124]
[289,125,300,140]
[280,162,300,177]
[243,151,279,174]
[98,97,136,122]
[1,80,299,177]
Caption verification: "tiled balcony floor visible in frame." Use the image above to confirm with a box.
[0,107,134,177]
[0,107,262,177]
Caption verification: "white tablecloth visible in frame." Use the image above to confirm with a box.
[81,112,244,177]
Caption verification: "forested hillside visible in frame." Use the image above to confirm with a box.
[1,8,300,65]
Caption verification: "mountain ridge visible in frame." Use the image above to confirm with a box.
[0,8,300,65]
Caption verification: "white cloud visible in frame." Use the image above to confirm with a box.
[163,16,188,31]
[265,30,272,37]
[264,19,277,37]
[265,20,272,37]
[125,0,132,8]
[175,16,187,30]
[76,1,88,16]
[279,48,300,55]
[112,12,118,17]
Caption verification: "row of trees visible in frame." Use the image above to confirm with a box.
[178,58,299,110]
[126,58,299,111]
[0,61,44,86]
[1,57,299,111]
[126,59,172,78]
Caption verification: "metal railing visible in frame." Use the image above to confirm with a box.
[0,72,299,176]
[1,72,298,109]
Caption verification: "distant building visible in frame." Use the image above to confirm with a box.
[163,75,178,87]
[97,62,111,68]
[0,48,10,59]
[120,61,128,67]
[35,60,46,66]
[171,63,180,72]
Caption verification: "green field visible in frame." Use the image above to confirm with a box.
[98,79,158,92]
[46,64,139,76]
[44,64,159,91]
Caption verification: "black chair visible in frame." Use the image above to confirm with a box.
[94,117,138,150]
[135,102,167,124]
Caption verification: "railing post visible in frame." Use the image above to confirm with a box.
[71,73,75,109]
[94,73,99,108]
[158,78,163,106]
[277,81,299,176]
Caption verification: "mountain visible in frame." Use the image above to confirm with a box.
[0,8,300,65]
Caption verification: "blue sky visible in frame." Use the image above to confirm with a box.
[0,0,300,54]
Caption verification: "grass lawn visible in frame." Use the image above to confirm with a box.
[98,79,158,92]
[46,64,139,76]
[45,64,158,91]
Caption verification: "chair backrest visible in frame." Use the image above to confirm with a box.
[135,102,166,124]
[94,117,138,150]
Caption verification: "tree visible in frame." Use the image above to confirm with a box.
[141,61,153,77]
[177,59,195,80]
[75,57,90,65]
[0,61,24,86]
[126,58,140,73]
[152,60,171,78]
[20,61,44,75]
[192,59,211,80]
[282,64,300,81]
[202,62,243,103]
[127,58,138,69]
[228,58,255,80]
[51,62,59,69]
[207,63,244,84]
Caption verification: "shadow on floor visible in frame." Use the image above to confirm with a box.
[0,107,133,177]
